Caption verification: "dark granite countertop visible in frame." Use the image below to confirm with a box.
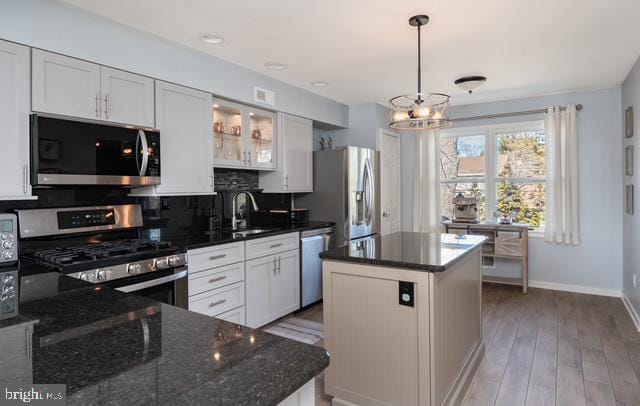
[0,263,329,405]
[320,232,486,272]
[140,221,334,251]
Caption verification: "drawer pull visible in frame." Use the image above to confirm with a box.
[209,254,227,260]
[209,299,227,307]
[269,243,283,249]
[209,275,227,283]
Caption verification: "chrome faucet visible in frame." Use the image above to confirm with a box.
[231,191,259,231]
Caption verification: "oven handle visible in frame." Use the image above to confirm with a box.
[116,268,188,293]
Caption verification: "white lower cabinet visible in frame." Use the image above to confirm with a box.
[246,249,300,328]
[278,379,315,406]
[188,281,245,317]
[216,306,246,325]
[187,242,246,323]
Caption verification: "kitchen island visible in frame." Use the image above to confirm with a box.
[320,232,486,406]
[0,263,328,406]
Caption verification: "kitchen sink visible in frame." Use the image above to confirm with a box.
[232,229,273,237]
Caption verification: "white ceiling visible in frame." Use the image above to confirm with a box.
[60,0,640,106]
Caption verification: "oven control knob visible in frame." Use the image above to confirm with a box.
[78,273,89,281]
[2,274,14,284]
[168,256,181,267]
[2,285,14,295]
[1,241,12,249]
[0,234,6,240]
[155,258,169,270]
[2,251,13,259]
[128,264,142,274]
[96,269,112,281]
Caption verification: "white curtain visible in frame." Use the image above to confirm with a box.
[413,129,441,233]
[544,105,580,245]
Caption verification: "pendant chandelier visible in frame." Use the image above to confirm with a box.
[389,15,452,131]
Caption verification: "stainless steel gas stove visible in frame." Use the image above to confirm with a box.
[18,205,188,308]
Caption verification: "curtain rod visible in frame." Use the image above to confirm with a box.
[451,104,583,123]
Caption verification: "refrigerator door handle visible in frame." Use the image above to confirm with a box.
[363,158,374,225]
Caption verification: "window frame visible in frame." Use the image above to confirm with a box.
[440,120,546,233]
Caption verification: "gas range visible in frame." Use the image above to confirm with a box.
[17,205,187,285]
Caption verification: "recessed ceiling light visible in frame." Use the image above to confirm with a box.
[200,34,224,44]
[311,81,329,87]
[265,62,287,70]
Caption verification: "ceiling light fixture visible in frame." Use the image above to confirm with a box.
[311,81,329,87]
[455,76,487,94]
[265,62,287,70]
[389,15,451,131]
[200,34,224,44]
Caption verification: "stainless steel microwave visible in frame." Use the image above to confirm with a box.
[30,114,161,186]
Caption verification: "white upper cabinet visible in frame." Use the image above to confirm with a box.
[213,98,276,170]
[259,113,313,193]
[32,49,101,120]
[32,50,154,127]
[100,66,154,127]
[0,40,33,200]
[130,81,214,196]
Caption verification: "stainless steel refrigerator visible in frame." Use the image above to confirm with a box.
[297,146,380,244]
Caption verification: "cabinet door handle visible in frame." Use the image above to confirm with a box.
[269,243,283,249]
[209,254,226,261]
[104,94,110,119]
[273,257,277,275]
[243,151,247,164]
[248,151,252,165]
[209,299,227,308]
[22,164,28,194]
[95,92,100,118]
[209,275,227,283]
[277,256,281,274]
[284,175,288,189]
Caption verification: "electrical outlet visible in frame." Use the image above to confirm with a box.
[634,273,637,288]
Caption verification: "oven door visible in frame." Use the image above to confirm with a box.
[110,268,189,309]
[30,114,161,186]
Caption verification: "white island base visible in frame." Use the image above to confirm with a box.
[322,249,484,406]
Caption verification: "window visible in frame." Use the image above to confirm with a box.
[439,122,546,231]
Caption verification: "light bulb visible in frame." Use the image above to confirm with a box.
[393,111,409,121]
[414,106,431,118]
[432,111,442,119]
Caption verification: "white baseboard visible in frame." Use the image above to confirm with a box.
[528,280,621,298]
[622,294,640,332]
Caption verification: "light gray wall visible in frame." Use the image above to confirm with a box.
[622,57,640,316]
[313,103,392,150]
[401,88,624,293]
[0,0,348,128]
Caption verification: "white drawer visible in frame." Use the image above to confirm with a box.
[188,281,245,317]
[187,242,244,272]
[188,262,244,296]
[215,306,246,325]
[245,232,299,260]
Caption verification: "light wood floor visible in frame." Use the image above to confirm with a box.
[298,284,640,406]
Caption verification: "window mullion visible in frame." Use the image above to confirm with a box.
[486,129,497,221]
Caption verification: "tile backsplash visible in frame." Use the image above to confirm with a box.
[0,169,291,233]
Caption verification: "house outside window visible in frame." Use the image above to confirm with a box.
[439,121,546,232]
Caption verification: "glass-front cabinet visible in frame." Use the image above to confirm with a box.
[213,98,276,170]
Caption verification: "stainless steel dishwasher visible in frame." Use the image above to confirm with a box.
[300,226,334,309]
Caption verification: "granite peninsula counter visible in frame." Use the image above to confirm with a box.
[320,232,486,406]
[0,263,328,406]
